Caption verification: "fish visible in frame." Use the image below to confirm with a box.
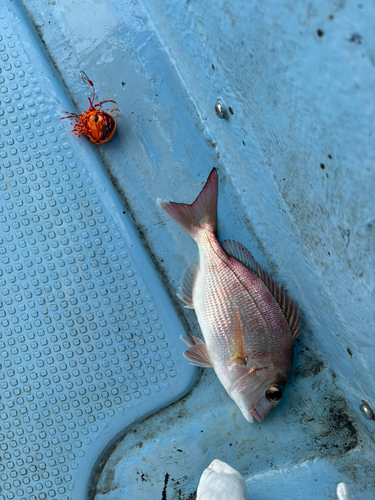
[157,168,300,423]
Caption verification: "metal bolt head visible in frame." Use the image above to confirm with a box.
[359,400,374,420]
[215,100,228,120]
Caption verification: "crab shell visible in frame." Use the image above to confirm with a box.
[72,108,117,144]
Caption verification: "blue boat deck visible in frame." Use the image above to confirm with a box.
[3,1,375,498]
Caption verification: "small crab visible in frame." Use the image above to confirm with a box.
[59,71,120,144]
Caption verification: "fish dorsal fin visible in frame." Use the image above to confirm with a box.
[230,307,248,366]
[221,239,258,274]
[222,239,300,340]
[177,259,199,309]
[180,335,213,368]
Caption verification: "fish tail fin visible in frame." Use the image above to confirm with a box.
[157,168,218,240]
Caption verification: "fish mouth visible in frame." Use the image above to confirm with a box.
[250,407,263,422]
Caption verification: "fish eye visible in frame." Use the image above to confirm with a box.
[265,384,283,403]
[94,114,99,123]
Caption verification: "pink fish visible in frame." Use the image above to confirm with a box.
[158,169,300,423]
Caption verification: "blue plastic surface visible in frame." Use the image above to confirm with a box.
[11,0,375,499]
[0,3,197,499]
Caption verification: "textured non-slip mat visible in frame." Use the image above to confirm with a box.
[0,4,196,499]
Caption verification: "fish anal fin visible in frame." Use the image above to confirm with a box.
[177,292,194,309]
[180,335,213,368]
[177,259,199,309]
[222,239,301,340]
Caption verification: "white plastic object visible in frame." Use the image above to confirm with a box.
[196,459,247,500]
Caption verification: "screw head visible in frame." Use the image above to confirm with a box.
[359,400,374,420]
[215,100,228,120]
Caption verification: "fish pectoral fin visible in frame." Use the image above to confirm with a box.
[229,355,248,367]
[222,239,301,341]
[229,307,247,365]
[180,335,213,368]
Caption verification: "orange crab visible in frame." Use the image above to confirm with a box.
[59,71,120,144]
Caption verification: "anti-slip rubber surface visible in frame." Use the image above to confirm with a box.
[0,4,196,499]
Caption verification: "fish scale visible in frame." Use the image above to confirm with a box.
[196,232,290,365]
[158,168,298,423]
